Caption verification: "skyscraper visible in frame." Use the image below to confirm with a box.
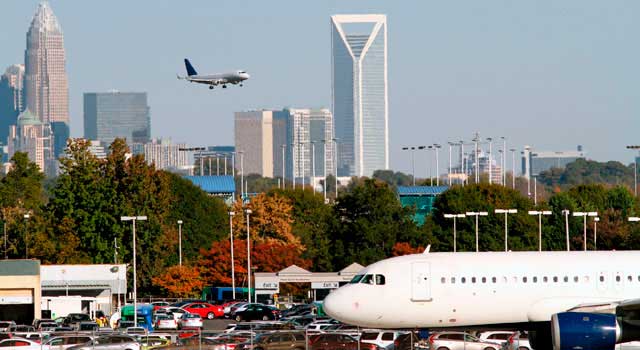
[8,109,53,173]
[287,108,334,181]
[83,91,151,145]
[0,64,25,144]
[331,14,388,177]
[234,110,277,177]
[24,2,69,159]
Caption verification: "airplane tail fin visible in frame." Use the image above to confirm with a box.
[184,59,198,76]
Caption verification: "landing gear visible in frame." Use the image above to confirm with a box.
[239,83,243,87]
[222,85,227,89]
[209,86,214,90]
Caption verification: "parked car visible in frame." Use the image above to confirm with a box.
[138,338,170,350]
[281,304,314,318]
[182,302,224,319]
[150,301,171,311]
[154,314,178,330]
[204,334,250,350]
[39,322,58,332]
[63,314,91,329]
[42,335,95,350]
[477,332,515,346]
[503,332,530,350]
[309,334,383,350]
[304,322,335,333]
[428,332,500,350]
[0,338,41,350]
[236,332,306,350]
[10,326,33,333]
[66,336,141,350]
[227,303,249,317]
[159,307,186,321]
[178,313,203,330]
[393,333,420,350]
[0,322,16,332]
[232,304,276,322]
[360,330,407,349]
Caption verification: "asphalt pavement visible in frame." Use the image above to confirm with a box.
[203,318,235,331]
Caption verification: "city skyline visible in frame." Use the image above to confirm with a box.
[0,1,638,175]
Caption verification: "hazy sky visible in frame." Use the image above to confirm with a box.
[1,1,638,175]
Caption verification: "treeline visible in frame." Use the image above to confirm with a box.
[2,139,639,298]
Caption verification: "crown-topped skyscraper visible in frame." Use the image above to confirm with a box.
[24,1,69,165]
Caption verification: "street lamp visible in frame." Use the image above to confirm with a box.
[228,211,236,300]
[593,217,600,250]
[447,142,455,186]
[433,144,441,186]
[466,211,488,252]
[237,150,245,200]
[562,210,571,251]
[245,208,252,303]
[177,220,183,266]
[501,137,507,186]
[333,138,339,199]
[495,209,517,251]
[23,214,30,259]
[120,215,147,328]
[572,211,598,251]
[281,144,286,189]
[528,211,551,251]
[626,146,640,196]
[486,138,493,185]
[510,148,516,189]
[401,147,417,186]
[444,214,465,252]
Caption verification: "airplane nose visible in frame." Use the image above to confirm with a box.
[323,288,348,321]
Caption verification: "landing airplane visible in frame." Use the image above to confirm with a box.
[177,59,249,89]
[323,250,640,350]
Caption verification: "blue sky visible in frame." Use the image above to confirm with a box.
[1,1,638,174]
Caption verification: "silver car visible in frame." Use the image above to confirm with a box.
[428,332,501,350]
[178,313,203,329]
[42,335,95,350]
[67,335,140,350]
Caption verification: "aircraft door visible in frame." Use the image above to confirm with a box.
[411,261,432,301]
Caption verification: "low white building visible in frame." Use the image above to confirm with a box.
[40,264,126,318]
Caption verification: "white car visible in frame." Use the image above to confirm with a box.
[178,313,203,329]
[360,330,407,349]
[0,338,41,350]
[428,332,501,350]
[154,314,178,330]
[304,322,336,333]
[160,307,186,321]
[42,335,95,350]
[477,331,516,346]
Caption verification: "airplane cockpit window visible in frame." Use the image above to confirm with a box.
[350,275,364,284]
[375,275,386,285]
[361,274,374,284]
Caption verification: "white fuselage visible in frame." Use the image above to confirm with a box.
[323,251,640,329]
[186,71,249,85]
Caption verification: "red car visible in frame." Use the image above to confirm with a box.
[182,302,224,319]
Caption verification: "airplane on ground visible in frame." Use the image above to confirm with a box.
[177,59,249,89]
[323,250,640,350]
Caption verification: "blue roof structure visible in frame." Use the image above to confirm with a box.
[397,186,449,196]
[184,175,235,194]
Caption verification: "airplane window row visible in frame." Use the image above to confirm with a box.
[349,274,386,285]
[438,274,638,285]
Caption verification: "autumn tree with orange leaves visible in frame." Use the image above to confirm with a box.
[152,265,204,298]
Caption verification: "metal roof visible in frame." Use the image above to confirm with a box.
[184,175,235,194]
[397,186,449,196]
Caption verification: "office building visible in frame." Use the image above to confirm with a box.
[84,91,151,145]
[8,109,53,173]
[287,108,334,182]
[234,110,285,178]
[522,146,585,178]
[24,2,69,159]
[130,138,188,171]
[331,14,388,177]
[0,65,25,144]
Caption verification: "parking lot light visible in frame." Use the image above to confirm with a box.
[465,212,488,252]
[528,211,552,251]
[444,214,466,252]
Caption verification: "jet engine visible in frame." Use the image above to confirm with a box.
[551,312,620,350]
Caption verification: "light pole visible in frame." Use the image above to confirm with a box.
[177,220,183,266]
[562,210,571,251]
[501,137,507,185]
[498,150,504,185]
[228,211,236,300]
[626,146,639,196]
[487,138,493,185]
[290,143,296,190]
[533,176,538,206]
[427,146,434,186]
[311,141,316,190]
[528,211,551,251]
[447,142,455,186]
[495,209,517,251]
[333,138,339,199]
[572,211,598,251]
[301,141,306,188]
[23,214,30,259]
[593,217,600,250]
[120,215,147,328]
[466,211,488,252]
[245,208,252,303]
[434,144,441,186]
[472,133,480,183]
[322,140,328,202]
[237,151,245,200]
[402,146,417,186]
[460,141,465,185]
[444,214,465,252]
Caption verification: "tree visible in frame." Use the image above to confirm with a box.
[152,265,204,298]
[230,193,299,247]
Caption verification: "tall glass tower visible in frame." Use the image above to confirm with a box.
[24,2,69,161]
[331,14,388,177]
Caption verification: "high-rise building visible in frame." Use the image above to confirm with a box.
[331,14,388,177]
[130,138,188,171]
[24,2,69,159]
[234,110,278,177]
[523,146,586,177]
[0,64,25,144]
[8,109,53,173]
[84,91,151,145]
[287,108,334,182]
